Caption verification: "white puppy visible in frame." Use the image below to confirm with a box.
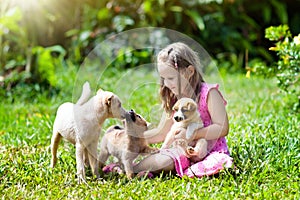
[161,98,208,161]
[50,82,127,183]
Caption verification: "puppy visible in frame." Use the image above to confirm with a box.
[99,109,157,179]
[50,82,127,183]
[161,97,208,162]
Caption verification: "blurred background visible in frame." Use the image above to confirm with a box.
[0,0,299,110]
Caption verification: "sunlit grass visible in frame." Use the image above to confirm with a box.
[0,69,299,199]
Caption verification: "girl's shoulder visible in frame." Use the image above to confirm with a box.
[199,83,227,106]
[198,83,227,126]
[200,82,219,93]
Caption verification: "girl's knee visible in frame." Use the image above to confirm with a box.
[153,154,174,172]
[133,153,174,173]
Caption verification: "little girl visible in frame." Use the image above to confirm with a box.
[104,42,233,178]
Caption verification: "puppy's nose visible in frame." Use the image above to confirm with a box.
[174,116,183,122]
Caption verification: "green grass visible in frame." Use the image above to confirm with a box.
[0,68,299,199]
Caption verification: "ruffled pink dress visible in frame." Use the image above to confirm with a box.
[160,83,233,178]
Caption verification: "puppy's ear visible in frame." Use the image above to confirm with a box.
[105,94,114,106]
[172,104,179,111]
[187,102,196,111]
[96,88,103,95]
[173,99,180,110]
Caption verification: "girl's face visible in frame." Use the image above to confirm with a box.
[157,62,192,97]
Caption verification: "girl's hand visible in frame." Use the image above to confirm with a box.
[174,128,187,140]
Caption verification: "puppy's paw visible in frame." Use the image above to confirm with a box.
[77,174,87,185]
[186,146,197,156]
[112,165,124,174]
[126,172,134,179]
[187,146,207,160]
[50,158,57,168]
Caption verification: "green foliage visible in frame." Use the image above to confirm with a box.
[251,25,299,112]
[113,15,135,32]
[265,25,291,41]
[1,0,300,91]
[0,4,67,90]
[0,6,28,68]
[64,0,296,73]
[31,45,66,87]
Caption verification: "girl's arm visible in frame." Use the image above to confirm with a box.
[193,88,229,140]
[144,111,174,144]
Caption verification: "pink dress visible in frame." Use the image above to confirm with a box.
[161,83,233,178]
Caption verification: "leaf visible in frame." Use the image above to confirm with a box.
[112,15,135,32]
[142,0,152,13]
[45,45,66,57]
[65,29,79,37]
[170,6,183,12]
[262,5,271,23]
[31,45,66,87]
[97,8,112,20]
[0,7,22,35]
[293,34,300,46]
[271,0,288,24]
[79,31,91,43]
[265,25,290,41]
[185,10,205,31]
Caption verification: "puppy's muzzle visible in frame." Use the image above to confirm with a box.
[174,115,184,122]
[129,109,136,121]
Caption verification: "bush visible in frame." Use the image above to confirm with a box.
[0,5,67,90]
[66,0,295,70]
[251,25,299,112]
[1,0,300,91]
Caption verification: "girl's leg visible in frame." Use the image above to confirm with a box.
[133,153,175,174]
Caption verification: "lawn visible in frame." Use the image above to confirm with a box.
[0,66,299,199]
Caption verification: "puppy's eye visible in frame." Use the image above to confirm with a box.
[181,108,187,112]
[137,115,141,119]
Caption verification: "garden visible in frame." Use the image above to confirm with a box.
[0,0,299,199]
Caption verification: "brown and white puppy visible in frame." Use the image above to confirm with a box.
[161,98,207,162]
[50,82,127,183]
[99,109,157,179]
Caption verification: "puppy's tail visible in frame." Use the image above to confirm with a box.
[76,81,91,105]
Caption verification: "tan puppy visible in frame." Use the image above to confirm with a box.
[50,82,127,183]
[99,109,157,179]
[161,98,208,161]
